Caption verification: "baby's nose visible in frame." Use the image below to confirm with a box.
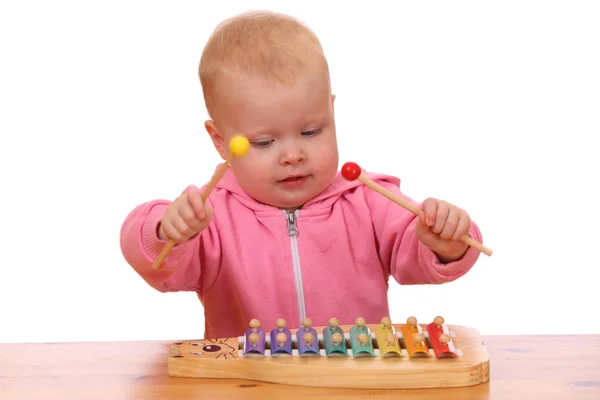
[280,147,305,164]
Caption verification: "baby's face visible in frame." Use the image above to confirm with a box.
[208,68,338,210]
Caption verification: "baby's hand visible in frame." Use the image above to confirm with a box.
[158,189,213,243]
[415,198,470,262]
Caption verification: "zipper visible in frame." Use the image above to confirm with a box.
[284,210,306,325]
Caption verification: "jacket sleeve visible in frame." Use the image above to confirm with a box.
[119,185,221,294]
[363,173,483,285]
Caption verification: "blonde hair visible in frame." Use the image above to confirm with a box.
[198,10,329,117]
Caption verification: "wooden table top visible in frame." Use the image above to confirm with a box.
[1,334,599,399]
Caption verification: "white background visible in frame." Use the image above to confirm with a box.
[1,0,598,343]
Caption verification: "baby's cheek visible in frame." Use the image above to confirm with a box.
[254,159,276,179]
[238,161,276,192]
[313,147,338,172]
[256,171,274,186]
[237,156,271,178]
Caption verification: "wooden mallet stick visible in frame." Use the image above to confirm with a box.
[341,162,492,257]
[152,136,250,270]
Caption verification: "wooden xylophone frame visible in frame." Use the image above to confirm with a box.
[167,320,490,389]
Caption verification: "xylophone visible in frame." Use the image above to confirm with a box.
[168,315,490,389]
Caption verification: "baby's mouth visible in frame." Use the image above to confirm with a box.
[279,175,308,182]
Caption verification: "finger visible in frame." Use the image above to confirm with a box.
[415,214,429,237]
[422,198,437,227]
[157,222,168,241]
[170,212,194,241]
[452,209,471,241]
[432,201,449,234]
[418,210,427,226]
[440,206,460,240]
[179,203,205,232]
[204,202,214,221]
[187,190,207,220]
[161,218,185,243]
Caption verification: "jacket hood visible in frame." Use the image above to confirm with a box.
[212,163,402,212]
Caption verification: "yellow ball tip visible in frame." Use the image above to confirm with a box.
[229,135,250,157]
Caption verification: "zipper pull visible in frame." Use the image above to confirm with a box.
[286,212,298,236]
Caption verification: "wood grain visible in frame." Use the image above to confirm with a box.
[168,324,489,389]
[1,335,600,399]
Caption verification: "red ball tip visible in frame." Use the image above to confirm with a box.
[341,162,362,181]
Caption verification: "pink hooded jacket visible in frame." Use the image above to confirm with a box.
[120,165,482,340]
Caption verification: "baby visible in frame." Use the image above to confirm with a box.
[120,10,484,339]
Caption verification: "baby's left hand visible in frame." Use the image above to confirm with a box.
[415,198,471,262]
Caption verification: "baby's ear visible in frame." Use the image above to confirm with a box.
[205,120,227,159]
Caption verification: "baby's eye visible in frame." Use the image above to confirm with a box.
[301,128,321,137]
[251,139,274,148]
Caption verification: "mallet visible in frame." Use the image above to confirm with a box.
[341,162,492,257]
[152,135,250,270]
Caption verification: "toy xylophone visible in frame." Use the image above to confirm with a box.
[168,315,490,389]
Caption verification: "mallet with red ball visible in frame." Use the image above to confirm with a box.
[341,162,492,257]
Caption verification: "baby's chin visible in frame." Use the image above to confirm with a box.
[242,174,335,210]
[249,191,311,211]
[265,196,307,211]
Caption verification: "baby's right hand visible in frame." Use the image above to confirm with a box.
[158,189,213,243]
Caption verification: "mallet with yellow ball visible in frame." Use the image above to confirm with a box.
[152,135,250,270]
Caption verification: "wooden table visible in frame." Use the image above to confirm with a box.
[2,335,599,399]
